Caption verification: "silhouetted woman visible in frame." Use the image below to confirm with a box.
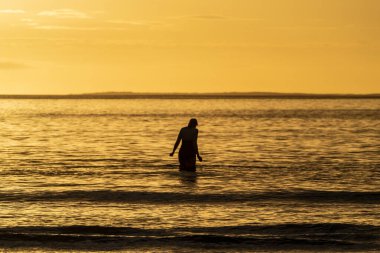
[170,118,202,172]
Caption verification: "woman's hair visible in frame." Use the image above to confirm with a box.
[188,118,198,128]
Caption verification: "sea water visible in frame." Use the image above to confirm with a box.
[0,98,379,252]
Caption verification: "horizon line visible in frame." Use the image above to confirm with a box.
[1,91,380,96]
[0,91,379,99]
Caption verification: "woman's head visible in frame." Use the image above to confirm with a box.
[188,118,198,128]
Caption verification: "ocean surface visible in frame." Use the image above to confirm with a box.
[0,98,379,252]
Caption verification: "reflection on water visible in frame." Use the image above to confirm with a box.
[0,98,379,251]
[179,171,198,187]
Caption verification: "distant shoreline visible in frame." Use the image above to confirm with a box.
[0,92,379,99]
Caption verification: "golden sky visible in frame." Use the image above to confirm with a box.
[0,0,379,94]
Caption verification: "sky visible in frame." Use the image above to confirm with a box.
[0,0,379,94]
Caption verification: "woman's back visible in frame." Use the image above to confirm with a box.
[180,127,198,142]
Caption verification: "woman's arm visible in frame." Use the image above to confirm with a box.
[194,130,202,161]
[170,129,182,156]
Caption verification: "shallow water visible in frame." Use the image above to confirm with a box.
[0,98,379,251]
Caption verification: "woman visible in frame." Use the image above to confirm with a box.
[170,118,202,172]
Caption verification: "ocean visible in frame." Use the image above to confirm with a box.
[0,98,379,252]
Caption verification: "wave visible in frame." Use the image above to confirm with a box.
[0,223,378,251]
[2,223,378,236]
[1,190,379,204]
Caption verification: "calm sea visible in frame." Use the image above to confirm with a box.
[0,98,379,252]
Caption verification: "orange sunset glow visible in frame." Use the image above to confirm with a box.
[1,1,380,252]
[0,0,379,94]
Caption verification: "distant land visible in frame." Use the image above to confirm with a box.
[0,92,379,99]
